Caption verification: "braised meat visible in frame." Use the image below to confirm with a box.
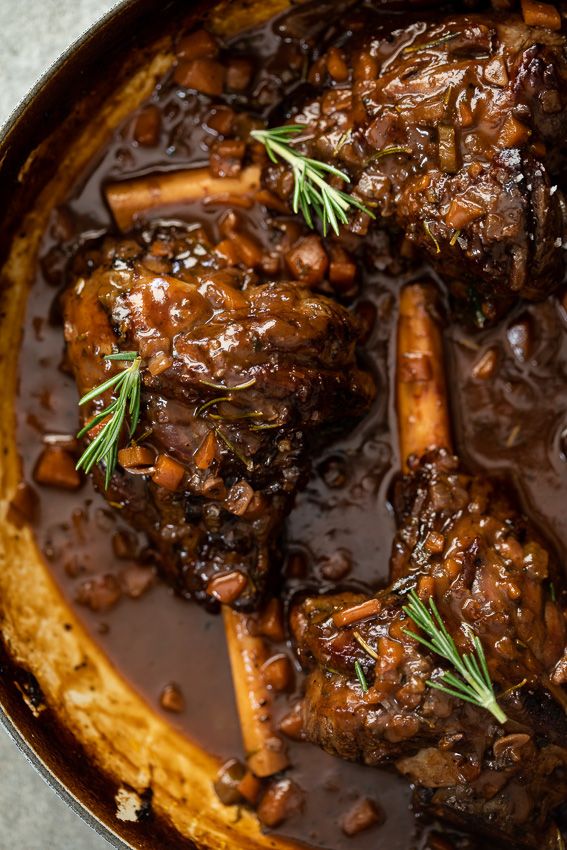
[292,449,567,848]
[62,226,374,607]
[262,11,567,319]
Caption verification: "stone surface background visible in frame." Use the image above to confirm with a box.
[1,3,119,847]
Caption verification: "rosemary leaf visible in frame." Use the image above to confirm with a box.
[354,659,369,693]
[251,126,375,236]
[402,589,507,724]
[76,352,142,489]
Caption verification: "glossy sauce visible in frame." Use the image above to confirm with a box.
[15,2,567,849]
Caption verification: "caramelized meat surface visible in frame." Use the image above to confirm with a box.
[292,450,567,848]
[263,12,567,319]
[63,226,374,607]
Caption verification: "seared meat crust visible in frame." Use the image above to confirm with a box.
[292,450,567,848]
[63,226,374,607]
[264,13,567,318]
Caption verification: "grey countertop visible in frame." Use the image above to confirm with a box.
[1,5,119,847]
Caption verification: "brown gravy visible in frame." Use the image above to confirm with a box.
[15,2,567,848]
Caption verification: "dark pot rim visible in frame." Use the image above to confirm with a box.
[0,2,202,848]
[0,11,134,843]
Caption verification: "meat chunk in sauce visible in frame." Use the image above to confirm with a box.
[291,450,567,849]
[263,12,567,320]
[62,226,374,608]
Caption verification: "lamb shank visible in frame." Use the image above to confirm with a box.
[62,225,374,608]
[262,9,567,319]
[291,284,567,848]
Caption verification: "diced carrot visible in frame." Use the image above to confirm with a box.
[278,703,305,741]
[332,598,381,628]
[176,29,219,60]
[207,570,248,603]
[378,636,404,671]
[202,476,227,500]
[257,779,304,828]
[231,231,263,268]
[521,0,561,30]
[118,445,154,469]
[285,235,329,286]
[200,270,248,310]
[445,196,486,229]
[226,57,254,91]
[261,654,294,692]
[194,431,219,470]
[151,454,185,491]
[340,798,383,836]
[225,480,254,516]
[424,531,445,553]
[132,105,161,147]
[209,139,246,178]
[214,238,241,265]
[329,244,357,292]
[237,771,262,805]
[417,575,435,600]
[326,47,350,82]
[160,683,185,713]
[173,59,225,96]
[206,105,236,136]
[483,56,509,87]
[353,51,378,81]
[438,124,459,173]
[147,352,173,376]
[497,114,531,149]
[138,335,170,358]
[33,447,81,491]
[256,599,285,642]
[458,99,474,128]
[472,347,498,380]
[308,56,327,86]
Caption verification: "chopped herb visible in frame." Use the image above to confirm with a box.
[196,395,232,416]
[251,126,375,236]
[333,129,352,155]
[199,377,256,391]
[76,352,142,489]
[403,31,460,54]
[403,589,507,724]
[353,630,379,660]
[501,677,527,698]
[423,220,441,254]
[550,581,557,602]
[371,145,412,162]
[449,228,461,246]
[212,424,254,473]
[249,422,281,431]
[354,659,369,693]
[208,411,263,422]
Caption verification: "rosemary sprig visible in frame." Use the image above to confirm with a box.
[402,589,507,724]
[76,352,142,488]
[251,125,375,236]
